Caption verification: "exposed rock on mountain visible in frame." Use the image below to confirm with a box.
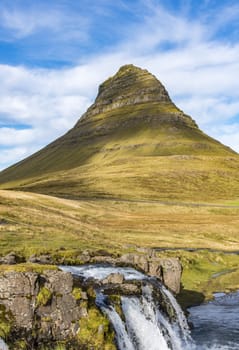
[0,64,238,201]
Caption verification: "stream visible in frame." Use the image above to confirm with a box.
[0,265,238,350]
[61,264,239,350]
[189,291,239,350]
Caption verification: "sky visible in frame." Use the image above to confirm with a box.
[1,0,239,170]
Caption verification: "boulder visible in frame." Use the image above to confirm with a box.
[0,252,21,265]
[102,273,124,285]
[28,254,53,264]
[119,252,182,294]
[149,258,182,294]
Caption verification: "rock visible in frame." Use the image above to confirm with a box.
[28,254,53,264]
[91,255,117,264]
[119,252,182,294]
[0,252,21,265]
[102,273,124,284]
[0,270,83,347]
[78,250,91,263]
[136,247,156,258]
[102,281,142,296]
[157,258,182,294]
[0,272,39,299]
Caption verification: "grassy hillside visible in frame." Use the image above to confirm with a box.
[1,189,239,303]
[0,65,238,202]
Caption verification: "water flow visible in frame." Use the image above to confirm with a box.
[0,338,8,350]
[60,264,193,350]
[161,285,191,343]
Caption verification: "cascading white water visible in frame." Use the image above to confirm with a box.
[161,285,191,343]
[62,264,194,350]
[0,338,8,350]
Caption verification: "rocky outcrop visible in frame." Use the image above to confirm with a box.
[119,253,182,294]
[79,64,174,120]
[74,249,182,294]
[0,270,83,349]
[0,252,22,265]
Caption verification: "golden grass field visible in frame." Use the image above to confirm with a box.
[1,189,239,304]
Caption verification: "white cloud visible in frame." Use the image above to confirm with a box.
[0,1,239,171]
[0,147,31,171]
[0,3,90,41]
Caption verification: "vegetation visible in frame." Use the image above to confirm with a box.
[78,307,116,350]
[0,65,238,202]
[0,64,239,313]
[0,189,239,303]
[36,287,52,307]
[0,263,57,274]
[0,305,12,339]
[72,287,82,301]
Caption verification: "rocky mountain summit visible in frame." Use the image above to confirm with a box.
[0,64,238,201]
[80,64,174,118]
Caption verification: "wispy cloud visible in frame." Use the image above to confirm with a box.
[0,0,239,170]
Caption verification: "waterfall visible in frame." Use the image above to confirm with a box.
[97,284,193,350]
[0,338,8,350]
[62,264,194,350]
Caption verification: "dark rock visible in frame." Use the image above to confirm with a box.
[28,254,53,264]
[0,252,22,265]
[0,218,9,226]
[102,281,142,296]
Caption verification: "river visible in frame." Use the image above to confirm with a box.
[189,291,239,350]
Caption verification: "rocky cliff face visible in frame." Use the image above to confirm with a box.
[79,64,173,120]
[0,254,182,349]
[0,270,83,349]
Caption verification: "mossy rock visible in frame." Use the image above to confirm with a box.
[78,307,116,350]
[0,304,13,339]
[72,287,82,301]
[36,287,52,307]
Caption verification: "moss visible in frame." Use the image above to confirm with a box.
[54,344,66,350]
[86,287,97,306]
[72,287,82,301]
[36,287,52,307]
[0,305,12,339]
[0,263,58,275]
[108,295,124,319]
[12,339,27,350]
[78,307,116,350]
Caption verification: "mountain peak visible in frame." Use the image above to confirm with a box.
[0,64,237,202]
[80,64,173,121]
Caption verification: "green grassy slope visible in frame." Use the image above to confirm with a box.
[0,65,238,202]
[1,189,239,302]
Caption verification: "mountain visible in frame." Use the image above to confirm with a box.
[0,64,239,201]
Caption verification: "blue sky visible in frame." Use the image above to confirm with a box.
[0,0,239,170]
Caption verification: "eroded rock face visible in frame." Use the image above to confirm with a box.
[0,270,82,348]
[80,64,173,120]
[149,258,182,294]
[119,253,182,294]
